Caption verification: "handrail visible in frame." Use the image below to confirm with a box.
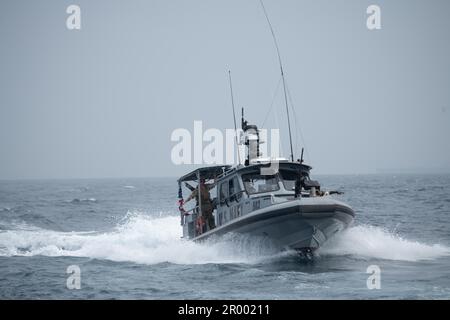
[183,206,199,215]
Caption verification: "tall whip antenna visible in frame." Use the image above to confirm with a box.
[259,0,294,162]
[228,70,241,165]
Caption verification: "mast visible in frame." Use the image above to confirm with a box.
[228,71,241,165]
[259,0,294,162]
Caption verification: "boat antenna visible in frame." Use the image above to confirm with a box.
[228,70,241,165]
[259,0,294,162]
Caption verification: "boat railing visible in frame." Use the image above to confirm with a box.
[180,206,200,225]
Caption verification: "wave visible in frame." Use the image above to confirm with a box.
[69,198,97,204]
[0,213,448,264]
[318,225,450,261]
[0,213,277,265]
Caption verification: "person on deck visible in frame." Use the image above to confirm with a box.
[185,178,216,230]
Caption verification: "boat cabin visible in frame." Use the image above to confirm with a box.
[177,114,325,239]
[177,161,320,239]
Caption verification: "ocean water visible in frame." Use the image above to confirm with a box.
[0,174,449,299]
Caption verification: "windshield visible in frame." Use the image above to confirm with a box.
[242,173,280,194]
[279,170,309,191]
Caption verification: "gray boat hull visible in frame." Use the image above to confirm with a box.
[192,197,354,251]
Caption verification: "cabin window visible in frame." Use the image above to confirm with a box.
[228,177,240,196]
[242,173,280,195]
[219,181,229,202]
[279,170,309,191]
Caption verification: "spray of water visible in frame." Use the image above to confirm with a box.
[0,213,278,264]
[318,224,450,261]
[0,213,448,264]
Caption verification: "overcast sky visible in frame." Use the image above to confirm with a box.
[1,0,449,179]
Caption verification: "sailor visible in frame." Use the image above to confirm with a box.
[185,178,216,230]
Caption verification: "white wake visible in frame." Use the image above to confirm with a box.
[318,225,450,261]
[0,213,448,264]
[0,213,277,265]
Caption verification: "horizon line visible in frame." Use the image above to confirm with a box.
[2,171,450,182]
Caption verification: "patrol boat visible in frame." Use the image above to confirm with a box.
[177,113,355,259]
[176,1,354,259]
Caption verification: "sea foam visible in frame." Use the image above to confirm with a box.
[318,224,450,261]
[0,213,448,264]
